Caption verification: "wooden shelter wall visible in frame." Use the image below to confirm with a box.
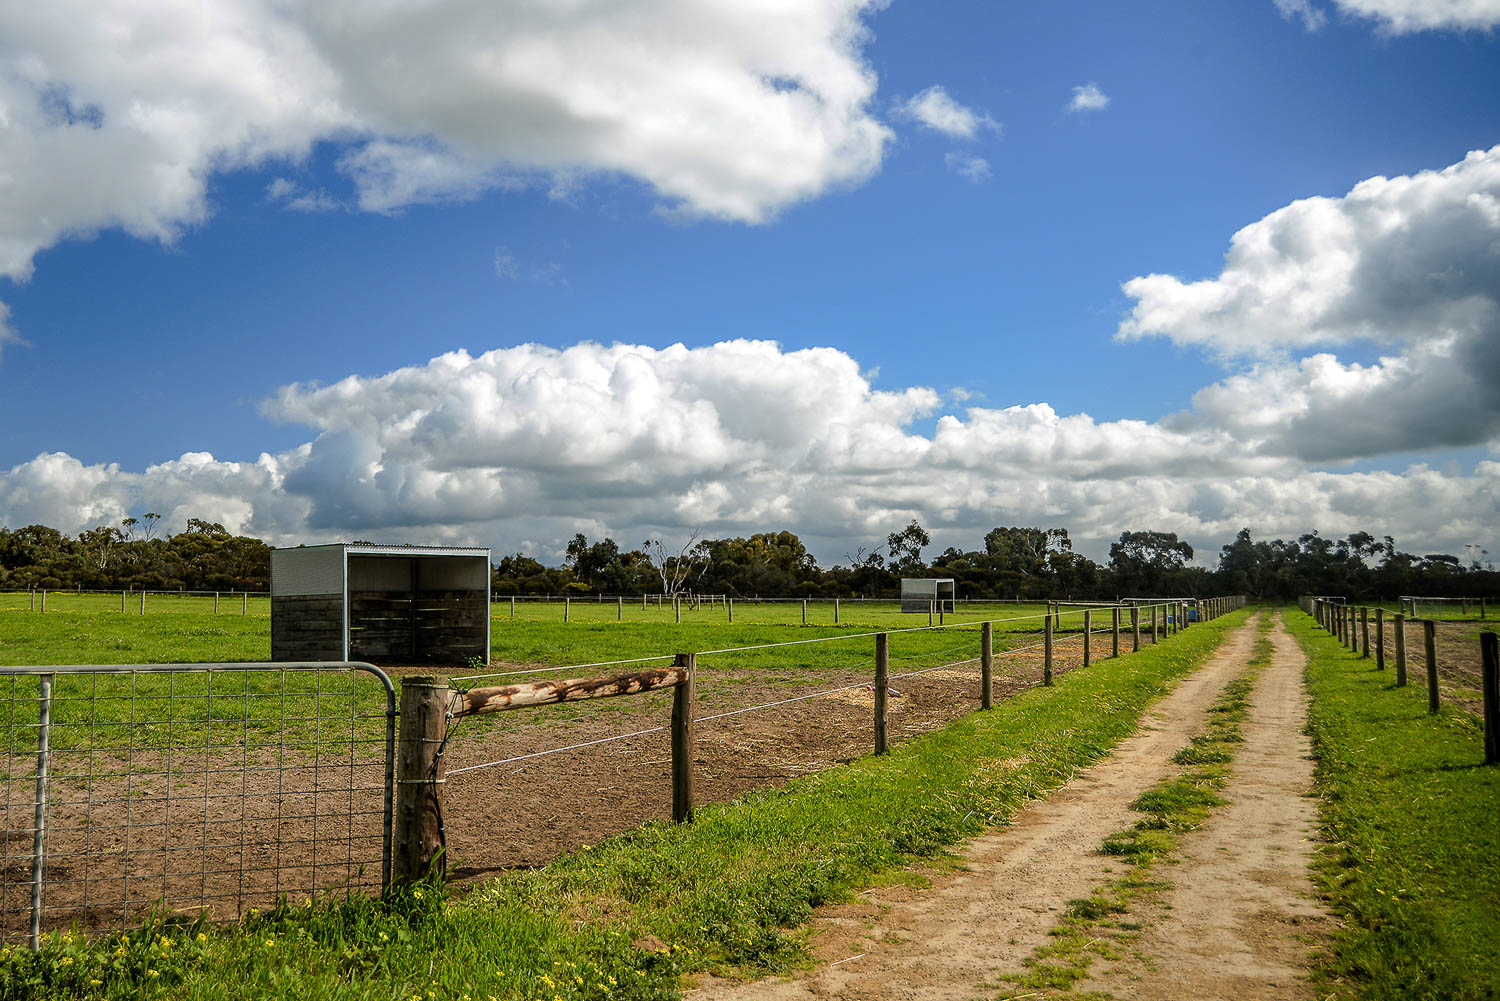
[270,594,344,660]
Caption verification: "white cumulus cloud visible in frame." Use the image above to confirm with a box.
[897,86,998,139]
[1275,0,1500,31]
[0,302,27,363]
[1333,0,1500,31]
[1066,83,1111,113]
[944,152,992,182]
[1120,144,1500,460]
[0,0,892,292]
[1274,0,1331,29]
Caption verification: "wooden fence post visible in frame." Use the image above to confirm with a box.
[672,653,695,823]
[395,676,449,883]
[834,598,840,625]
[875,633,889,754]
[981,622,993,710]
[928,600,934,627]
[675,597,681,624]
[1361,607,1370,657]
[1375,608,1386,670]
[140,591,145,616]
[1424,619,1439,714]
[1131,605,1140,653]
[1151,605,1159,644]
[122,591,126,613]
[1112,606,1120,658]
[802,599,807,625]
[1083,610,1092,667]
[1394,612,1407,687]
[728,598,733,623]
[564,597,570,623]
[1480,632,1499,766]
[1044,612,1054,686]
[243,592,248,616]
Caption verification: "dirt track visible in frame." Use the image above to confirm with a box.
[691,612,1331,1001]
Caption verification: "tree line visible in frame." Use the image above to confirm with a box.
[0,517,270,592]
[1,518,1492,601]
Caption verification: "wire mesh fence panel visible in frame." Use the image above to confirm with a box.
[0,663,394,946]
[1401,596,1491,621]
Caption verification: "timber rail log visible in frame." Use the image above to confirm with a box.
[452,666,690,717]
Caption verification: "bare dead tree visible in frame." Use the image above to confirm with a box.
[645,531,709,597]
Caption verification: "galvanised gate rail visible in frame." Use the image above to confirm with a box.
[0,662,395,947]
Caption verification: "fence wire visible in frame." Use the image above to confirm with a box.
[0,663,394,947]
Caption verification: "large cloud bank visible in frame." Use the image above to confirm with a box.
[0,0,889,287]
[2,337,1496,564]
[1122,144,1500,463]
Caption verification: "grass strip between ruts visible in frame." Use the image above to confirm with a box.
[1,609,1250,1001]
[1288,610,1500,1001]
[994,612,1272,999]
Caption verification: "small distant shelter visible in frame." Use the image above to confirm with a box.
[271,543,491,666]
[901,577,956,613]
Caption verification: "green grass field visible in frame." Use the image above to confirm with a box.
[0,594,1171,670]
[0,596,1182,754]
[1289,610,1500,1000]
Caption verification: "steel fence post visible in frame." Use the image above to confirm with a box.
[29,674,54,949]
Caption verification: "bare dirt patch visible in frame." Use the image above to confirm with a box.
[11,635,1105,939]
[1370,616,1493,714]
[688,617,1264,1001]
[438,641,1074,878]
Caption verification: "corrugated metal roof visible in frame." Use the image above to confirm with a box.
[270,543,491,557]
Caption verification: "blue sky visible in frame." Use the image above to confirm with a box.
[1,0,1498,566]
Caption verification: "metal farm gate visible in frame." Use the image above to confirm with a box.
[0,662,395,946]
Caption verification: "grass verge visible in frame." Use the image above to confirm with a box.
[1,610,1250,1001]
[1287,611,1500,1001]
[994,613,1272,999]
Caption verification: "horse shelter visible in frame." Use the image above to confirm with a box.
[271,543,491,665]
